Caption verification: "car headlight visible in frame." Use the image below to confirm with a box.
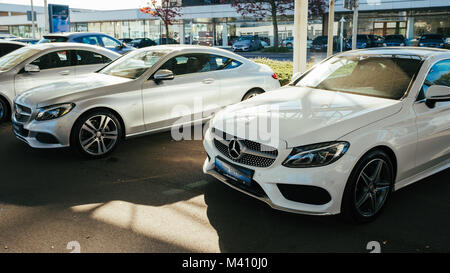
[419,43,424,46]
[282,141,350,168]
[36,103,75,121]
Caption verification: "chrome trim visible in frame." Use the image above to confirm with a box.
[214,134,277,160]
[206,168,331,216]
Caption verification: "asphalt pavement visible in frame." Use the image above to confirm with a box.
[0,121,449,253]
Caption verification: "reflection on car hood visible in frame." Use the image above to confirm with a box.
[212,86,403,148]
[15,73,131,108]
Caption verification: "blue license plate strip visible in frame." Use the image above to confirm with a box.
[215,157,254,185]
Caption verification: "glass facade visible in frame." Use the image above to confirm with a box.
[335,8,450,41]
[2,4,449,45]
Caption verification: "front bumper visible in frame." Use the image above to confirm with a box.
[11,107,76,149]
[202,128,354,215]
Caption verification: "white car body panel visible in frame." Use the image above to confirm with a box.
[203,47,450,215]
[0,42,120,112]
[11,45,280,149]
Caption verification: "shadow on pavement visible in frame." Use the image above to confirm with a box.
[203,168,450,253]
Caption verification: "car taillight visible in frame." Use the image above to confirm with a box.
[272,73,278,80]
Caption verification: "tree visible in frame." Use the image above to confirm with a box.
[140,0,182,44]
[226,0,326,47]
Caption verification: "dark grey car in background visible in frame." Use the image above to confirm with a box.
[39,32,135,54]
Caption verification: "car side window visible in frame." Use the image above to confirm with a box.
[75,50,111,65]
[74,36,101,46]
[160,54,211,76]
[417,59,450,101]
[31,50,73,70]
[101,36,121,48]
[209,55,242,70]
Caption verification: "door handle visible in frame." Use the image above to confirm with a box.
[59,70,71,75]
[202,78,214,84]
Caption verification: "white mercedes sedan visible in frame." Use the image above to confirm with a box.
[12,45,280,158]
[0,43,120,122]
[203,47,450,222]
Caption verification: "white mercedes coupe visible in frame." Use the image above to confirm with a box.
[203,47,450,222]
[0,43,120,122]
[12,45,280,158]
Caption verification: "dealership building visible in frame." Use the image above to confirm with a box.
[0,0,449,46]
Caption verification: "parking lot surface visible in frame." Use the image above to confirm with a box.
[0,121,449,253]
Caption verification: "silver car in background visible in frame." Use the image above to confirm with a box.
[12,45,281,158]
[0,43,120,122]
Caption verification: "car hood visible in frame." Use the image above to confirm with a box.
[211,86,403,149]
[15,73,131,107]
[233,41,251,46]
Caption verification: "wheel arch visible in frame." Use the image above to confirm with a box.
[71,106,126,139]
[0,93,12,121]
[241,87,265,101]
[355,145,398,183]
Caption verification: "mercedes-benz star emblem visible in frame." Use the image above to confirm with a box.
[228,139,242,160]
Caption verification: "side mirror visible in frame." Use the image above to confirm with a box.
[154,69,174,81]
[24,64,40,73]
[425,85,450,108]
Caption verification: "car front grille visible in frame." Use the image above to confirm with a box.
[14,103,32,123]
[213,128,278,168]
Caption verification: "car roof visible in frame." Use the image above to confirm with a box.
[134,45,250,62]
[339,47,449,58]
[0,40,27,46]
[24,42,121,57]
[43,32,108,38]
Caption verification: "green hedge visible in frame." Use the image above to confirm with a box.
[252,58,294,86]
[253,58,316,86]
[260,46,291,53]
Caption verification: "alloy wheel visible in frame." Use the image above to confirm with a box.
[79,115,119,156]
[354,158,392,218]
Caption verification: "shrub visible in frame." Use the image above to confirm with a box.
[252,58,293,86]
[260,46,291,53]
[253,58,317,86]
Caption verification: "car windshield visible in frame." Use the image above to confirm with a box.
[0,47,40,72]
[294,54,423,100]
[98,49,171,79]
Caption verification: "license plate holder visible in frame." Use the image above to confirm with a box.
[215,157,254,186]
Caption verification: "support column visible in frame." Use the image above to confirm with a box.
[222,23,228,47]
[406,16,414,41]
[293,0,308,74]
[327,0,335,57]
[179,22,185,44]
[352,0,358,50]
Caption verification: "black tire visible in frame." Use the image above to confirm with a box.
[242,89,264,101]
[70,110,122,159]
[0,97,10,123]
[286,43,292,48]
[341,150,395,223]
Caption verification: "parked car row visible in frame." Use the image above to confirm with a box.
[0,34,448,224]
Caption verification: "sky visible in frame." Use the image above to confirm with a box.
[0,0,151,10]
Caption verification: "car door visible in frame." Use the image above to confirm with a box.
[74,50,112,76]
[141,53,222,131]
[413,59,450,172]
[14,49,76,96]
